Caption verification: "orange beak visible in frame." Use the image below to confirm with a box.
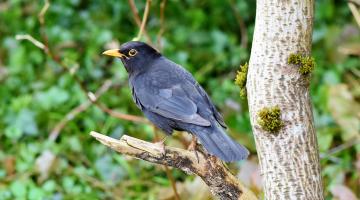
[102,49,126,58]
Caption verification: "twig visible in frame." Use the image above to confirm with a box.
[38,0,50,25]
[348,2,360,28]
[49,80,113,141]
[15,34,46,49]
[136,0,152,41]
[90,131,257,200]
[228,0,248,49]
[349,0,360,7]
[153,127,180,200]
[164,165,181,200]
[128,0,153,45]
[89,99,149,124]
[156,0,167,50]
[321,138,360,159]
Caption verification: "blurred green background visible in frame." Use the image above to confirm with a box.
[0,0,359,199]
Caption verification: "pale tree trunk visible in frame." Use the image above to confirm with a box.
[247,0,324,199]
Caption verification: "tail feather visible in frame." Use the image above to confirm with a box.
[192,124,249,162]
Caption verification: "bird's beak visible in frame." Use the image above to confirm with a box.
[102,49,126,58]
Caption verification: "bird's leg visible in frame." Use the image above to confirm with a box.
[154,135,168,156]
[188,135,200,163]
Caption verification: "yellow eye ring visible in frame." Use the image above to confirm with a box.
[128,49,138,56]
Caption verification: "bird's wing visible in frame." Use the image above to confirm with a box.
[172,64,227,128]
[194,83,227,128]
[135,84,211,126]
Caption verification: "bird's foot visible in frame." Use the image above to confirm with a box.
[154,136,167,156]
[188,136,200,163]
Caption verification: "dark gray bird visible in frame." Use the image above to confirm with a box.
[103,41,249,162]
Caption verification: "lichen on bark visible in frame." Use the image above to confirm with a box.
[257,106,283,133]
[235,63,248,98]
[288,53,315,75]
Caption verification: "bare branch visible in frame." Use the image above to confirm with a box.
[153,128,180,200]
[15,34,45,49]
[321,138,360,159]
[128,0,153,45]
[157,0,167,50]
[348,2,360,28]
[349,0,360,7]
[90,131,257,200]
[136,0,152,41]
[89,101,149,124]
[163,165,180,200]
[228,0,248,49]
[38,0,50,25]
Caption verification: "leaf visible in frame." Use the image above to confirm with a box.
[4,125,22,141]
[94,154,125,185]
[5,109,38,138]
[42,180,57,193]
[10,180,27,198]
[28,186,45,200]
[317,128,336,152]
[36,86,69,110]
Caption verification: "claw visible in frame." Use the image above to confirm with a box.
[154,136,167,156]
[188,135,200,163]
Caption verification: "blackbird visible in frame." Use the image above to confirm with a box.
[103,41,249,162]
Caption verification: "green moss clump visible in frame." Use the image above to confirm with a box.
[288,53,315,75]
[257,106,283,133]
[235,63,248,98]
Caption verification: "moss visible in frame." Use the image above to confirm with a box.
[257,106,283,133]
[235,63,248,98]
[288,53,315,75]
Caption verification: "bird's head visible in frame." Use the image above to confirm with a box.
[102,41,161,74]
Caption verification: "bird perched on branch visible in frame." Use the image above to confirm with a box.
[103,41,249,162]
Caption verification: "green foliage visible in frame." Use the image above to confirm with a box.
[0,0,358,199]
[257,106,283,133]
[235,63,248,98]
[288,53,315,75]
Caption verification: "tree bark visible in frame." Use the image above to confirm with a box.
[247,0,324,199]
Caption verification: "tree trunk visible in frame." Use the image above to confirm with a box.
[247,0,324,199]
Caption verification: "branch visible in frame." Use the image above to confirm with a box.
[156,0,167,50]
[348,2,360,28]
[128,0,154,45]
[15,34,46,50]
[228,0,248,49]
[88,98,149,124]
[90,131,257,200]
[136,0,152,41]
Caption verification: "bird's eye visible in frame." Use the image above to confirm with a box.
[128,49,138,57]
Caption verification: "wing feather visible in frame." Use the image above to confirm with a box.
[135,85,211,126]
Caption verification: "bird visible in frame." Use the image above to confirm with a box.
[102,41,249,162]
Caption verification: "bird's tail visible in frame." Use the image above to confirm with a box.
[191,123,249,162]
